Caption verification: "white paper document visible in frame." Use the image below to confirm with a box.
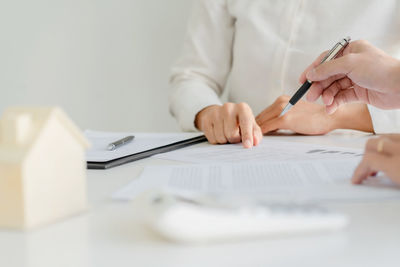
[113,159,400,202]
[85,130,203,162]
[154,139,364,164]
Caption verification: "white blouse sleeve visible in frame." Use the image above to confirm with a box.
[169,0,235,131]
[368,105,400,134]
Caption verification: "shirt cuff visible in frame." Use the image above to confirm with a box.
[367,105,400,134]
[169,81,222,132]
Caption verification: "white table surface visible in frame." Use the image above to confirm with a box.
[1,130,400,267]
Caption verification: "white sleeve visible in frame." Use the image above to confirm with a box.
[169,0,235,131]
[368,105,400,134]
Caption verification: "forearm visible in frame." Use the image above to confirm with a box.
[331,103,374,133]
[169,0,234,131]
[392,59,400,93]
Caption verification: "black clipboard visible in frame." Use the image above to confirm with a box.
[87,135,207,170]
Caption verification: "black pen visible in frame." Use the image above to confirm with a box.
[280,37,351,116]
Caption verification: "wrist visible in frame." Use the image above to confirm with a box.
[331,103,374,133]
[194,105,219,130]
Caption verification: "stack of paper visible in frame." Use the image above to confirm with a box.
[113,159,400,202]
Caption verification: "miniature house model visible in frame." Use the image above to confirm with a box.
[0,107,89,230]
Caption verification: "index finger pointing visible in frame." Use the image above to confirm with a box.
[237,105,254,148]
[352,152,391,184]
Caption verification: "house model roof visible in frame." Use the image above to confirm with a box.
[0,107,90,163]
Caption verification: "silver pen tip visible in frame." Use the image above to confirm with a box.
[279,103,293,117]
[107,144,116,151]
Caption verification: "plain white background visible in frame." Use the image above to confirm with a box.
[0,0,194,132]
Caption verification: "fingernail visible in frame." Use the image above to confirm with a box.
[244,140,252,148]
[253,137,258,146]
[325,97,333,106]
[326,106,335,115]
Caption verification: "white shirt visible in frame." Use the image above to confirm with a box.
[169,0,400,132]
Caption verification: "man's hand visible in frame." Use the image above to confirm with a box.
[255,95,374,135]
[195,103,263,148]
[300,40,400,114]
[352,135,400,185]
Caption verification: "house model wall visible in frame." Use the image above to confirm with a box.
[0,107,89,230]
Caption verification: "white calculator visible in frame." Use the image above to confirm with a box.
[135,191,348,243]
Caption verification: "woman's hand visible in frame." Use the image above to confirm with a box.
[353,135,400,185]
[300,40,400,114]
[255,95,373,135]
[195,103,263,148]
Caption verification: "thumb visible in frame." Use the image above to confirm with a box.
[306,55,355,82]
[259,117,282,134]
